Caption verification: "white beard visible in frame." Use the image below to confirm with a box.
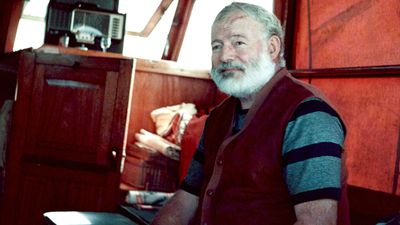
[211,53,276,98]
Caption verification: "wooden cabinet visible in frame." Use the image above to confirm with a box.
[0,49,133,225]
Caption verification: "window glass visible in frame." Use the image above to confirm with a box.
[178,0,273,70]
[119,0,164,32]
[23,0,48,17]
[13,0,273,70]
[119,0,178,60]
[13,0,49,51]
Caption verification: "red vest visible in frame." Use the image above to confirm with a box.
[193,68,349,225]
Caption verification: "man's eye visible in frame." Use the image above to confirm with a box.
[212,45,222,51]
[234,41,246,46]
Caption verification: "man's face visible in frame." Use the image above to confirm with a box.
[211,12,276,98]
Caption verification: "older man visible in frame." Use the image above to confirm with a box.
[151,2,349,225]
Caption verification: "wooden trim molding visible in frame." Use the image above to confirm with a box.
[36,45,130,59]
[136,58,210,80]
[274,0,297,69]
[35,45,211,79]
[126,0,174,37]
[290,65,400,78]
[162,0,195,61]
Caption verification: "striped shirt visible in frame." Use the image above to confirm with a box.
[181,97,345,205]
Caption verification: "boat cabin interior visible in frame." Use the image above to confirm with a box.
[0,0,399,224]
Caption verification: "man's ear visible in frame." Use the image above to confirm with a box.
[267,35,281,61]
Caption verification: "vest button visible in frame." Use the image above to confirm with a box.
[217,159,223,165]
[206,189,214,196]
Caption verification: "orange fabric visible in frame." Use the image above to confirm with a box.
[161,113,182,144]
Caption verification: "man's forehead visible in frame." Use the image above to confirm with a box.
[213,12,253,29]
[211,13,262,38]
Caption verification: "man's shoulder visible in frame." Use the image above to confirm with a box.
[291,97,338,120]
[287,96,347,137]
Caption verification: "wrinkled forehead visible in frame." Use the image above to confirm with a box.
[211,12,264,38]
[212,12,250,31]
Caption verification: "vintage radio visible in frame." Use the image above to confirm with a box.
[45,1,125,53]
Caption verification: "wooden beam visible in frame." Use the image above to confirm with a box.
[290,65,400,78]
[274,0,297,69]
[162,0,195,61]
[126,0,174,37]
[136,58,210,80]
[273,0,286,22]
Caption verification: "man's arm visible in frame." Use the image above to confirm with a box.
[294,199,338,225]
[283,97,346,225]
[151,189,199,225]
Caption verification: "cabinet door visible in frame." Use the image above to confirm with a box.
[1,51,133,225]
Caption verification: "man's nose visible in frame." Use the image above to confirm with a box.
[220,45,235,62]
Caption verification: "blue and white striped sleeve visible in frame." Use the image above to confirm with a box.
[282,97,345,205]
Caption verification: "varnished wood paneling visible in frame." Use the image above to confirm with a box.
[293,0,400,69]
[292,67,400,223]
[36,52,123,71]
[37,45,131,60]
[15,163,107,225]
[1,50,133,225]
[347,185,400,225]
[127,70,219,144]
[291,65,400,78]
[135,58,211,79]
[310,76,400,194]
[24,62,118,166]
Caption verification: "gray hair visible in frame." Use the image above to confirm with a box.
[213,2,286,67]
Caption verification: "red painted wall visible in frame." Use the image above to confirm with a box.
[293,0,400,69]
[290,0,400,197]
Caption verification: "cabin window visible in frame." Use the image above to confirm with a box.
[13,0,49,51]
[120,0,273,68]
[13,0,273,71]
[118,0,179,60]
